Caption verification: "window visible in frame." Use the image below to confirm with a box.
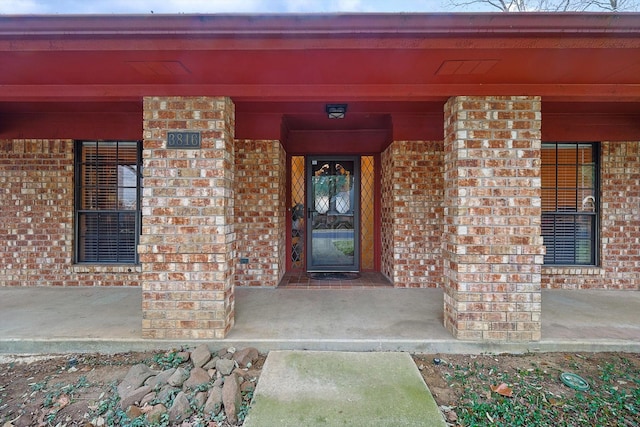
[541,143,598,265]
[75,141,142,263]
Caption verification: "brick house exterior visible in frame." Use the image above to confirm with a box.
[1,13,639,342]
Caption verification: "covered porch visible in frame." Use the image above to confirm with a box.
[1,284,638,355]
[1,13,639,345]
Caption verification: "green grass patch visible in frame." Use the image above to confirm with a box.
[444,354,639,427]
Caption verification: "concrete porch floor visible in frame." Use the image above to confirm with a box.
[0,285,638,355]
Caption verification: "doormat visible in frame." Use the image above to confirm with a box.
[308,272,360,281]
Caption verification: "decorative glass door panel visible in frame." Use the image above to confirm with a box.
[306,157,360,272]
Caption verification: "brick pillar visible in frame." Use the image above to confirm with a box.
[381,141,444,288]
[141,96,235,339]
[442,96,544,341]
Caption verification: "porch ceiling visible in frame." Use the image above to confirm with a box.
[1,13,640,144]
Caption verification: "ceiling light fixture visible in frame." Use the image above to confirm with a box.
[325,104,347,119]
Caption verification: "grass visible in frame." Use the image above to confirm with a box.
[439,355,639,427]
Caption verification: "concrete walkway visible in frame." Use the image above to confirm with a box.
[0,286,638,354]
[243,351,446,427]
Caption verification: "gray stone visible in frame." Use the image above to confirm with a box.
[140,391,157,408]
[193,391,208,410]
[240,380,256,395]
[118,364,157,397]
[203,357,219,371]
[222,373,242,425]
[145,367,177,389]
[157,385,181,405]
[191,344,212,368]
[244,368,262,381]
[216,358,236,376]
[183,367,211,390]
[233,347,259,368]
[204,385,223,416]
[125,405,143,420]
[218,348,234,359]
[168,391,193,423]
[167,367,190,387]
[233,367,249,379]
[145,404,167,424]
[119,385,152,410]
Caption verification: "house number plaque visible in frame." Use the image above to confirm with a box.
[167,131,201,149]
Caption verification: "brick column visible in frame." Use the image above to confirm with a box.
[141,96,235,339]
[381,141,444,288]
[442,96,544,341]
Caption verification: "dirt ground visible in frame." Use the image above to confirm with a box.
[1,351,638,426]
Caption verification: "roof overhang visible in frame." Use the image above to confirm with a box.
[1,13,639,146]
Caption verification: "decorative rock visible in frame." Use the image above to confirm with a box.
[203,357,218,371]
[218,348,234,359]
[125,405,143,420]
[177,351,190,362]
[118,364,157,397]
[240,380,256,395]
[193,391,208,410]
[109,346,262,427]
[145,367,177,388]
[167,367,190,387]
[233,347,259,368]
[216,358,236,376]
[232,367,249,379]
[244,369,262,381]
[145,404,167,424]
[183,367,211,390]
[157,385,181,404]
[204,385,223,416]
[168,391,192,423]
[222,373,242,425]
[140,391,156,407]
[191,344,212,368]
[120,385,152,410]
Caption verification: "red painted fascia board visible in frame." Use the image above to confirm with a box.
[1,13,639,38]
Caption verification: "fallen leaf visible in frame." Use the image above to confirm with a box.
[548,397,564,406]
[490,383,514,397]
[56,394,71,409]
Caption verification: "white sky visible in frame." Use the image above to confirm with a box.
[0,0,484,14]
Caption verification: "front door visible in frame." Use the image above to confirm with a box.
[306,157,360,272]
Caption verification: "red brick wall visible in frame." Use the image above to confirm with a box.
[140,96,235,339]
[0,139,142,287]
[443,96,544,341]
[234,139,286,287]
[542,141,640,290]
[381,141,444,288]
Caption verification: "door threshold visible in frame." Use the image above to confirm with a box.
[307,272,360,281]
[278,271,392,288]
